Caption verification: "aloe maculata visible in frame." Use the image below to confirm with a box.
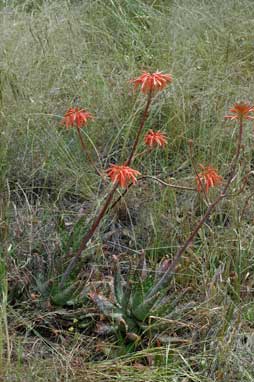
[89,252,187,341]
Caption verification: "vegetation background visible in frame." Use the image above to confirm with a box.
[1,0,254,380]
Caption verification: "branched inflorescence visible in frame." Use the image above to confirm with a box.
[54,72,254,342]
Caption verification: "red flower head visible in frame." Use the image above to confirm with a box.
[130,71,172,94]
[224,102,254,121]
[144,130,167,148]
[62,107,94,128]
[106,164,141,188]
[196,165,222,193]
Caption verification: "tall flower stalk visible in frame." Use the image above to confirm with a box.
[146,103,251,298]
[60,71,173,286]
[126,91,152,166]
[60,184,118,287]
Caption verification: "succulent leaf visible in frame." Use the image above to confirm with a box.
[131,276,145,307]
[132,291,161,321]
[51,282,80,306]
[36,278,53,297]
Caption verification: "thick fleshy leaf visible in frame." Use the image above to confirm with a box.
[36,278,53,297]
[51,282,80,306]
[132,291,161,321]
[131,277,145,308]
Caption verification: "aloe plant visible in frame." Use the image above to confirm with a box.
[89,252,187,341]
[29,263,84,307]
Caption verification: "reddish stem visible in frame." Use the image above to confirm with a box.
[61,92,154,285]
[146,119,244,298]
[126,91,152,166]
[188,141,209,204]
[110,175,196,212]
[60,184,118,287]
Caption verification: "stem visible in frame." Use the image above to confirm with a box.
[133,147,152,160]
[126,91,153,166]
[146,119,244,298]
[188,141,209,204]
[76,127,103,178]
[60,184,118,287]
[141,175,196,191]
[61,92,153,285]
[146,193,224,298]
[110,175,196,211]
[109,184,131,211]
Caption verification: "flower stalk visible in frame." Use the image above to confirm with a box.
[60,184,118,287]
[146,117,244,298]
[61,71,172,285]
[126,91,153,166]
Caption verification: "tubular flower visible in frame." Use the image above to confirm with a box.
[144,130,167,148]
[62,108,94,128]
[130,71,172,94]
[106,164,141,188]
[196,165,222,193]
[224,102,254,121]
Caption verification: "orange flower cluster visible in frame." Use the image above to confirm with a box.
[144,130,167,148]
[130,71,172,94]
[196,165,222,193]
[106,164,141,188]
[62,108,94,128]
[224,102,254,121]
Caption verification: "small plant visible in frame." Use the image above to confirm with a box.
[89,253,187,342]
